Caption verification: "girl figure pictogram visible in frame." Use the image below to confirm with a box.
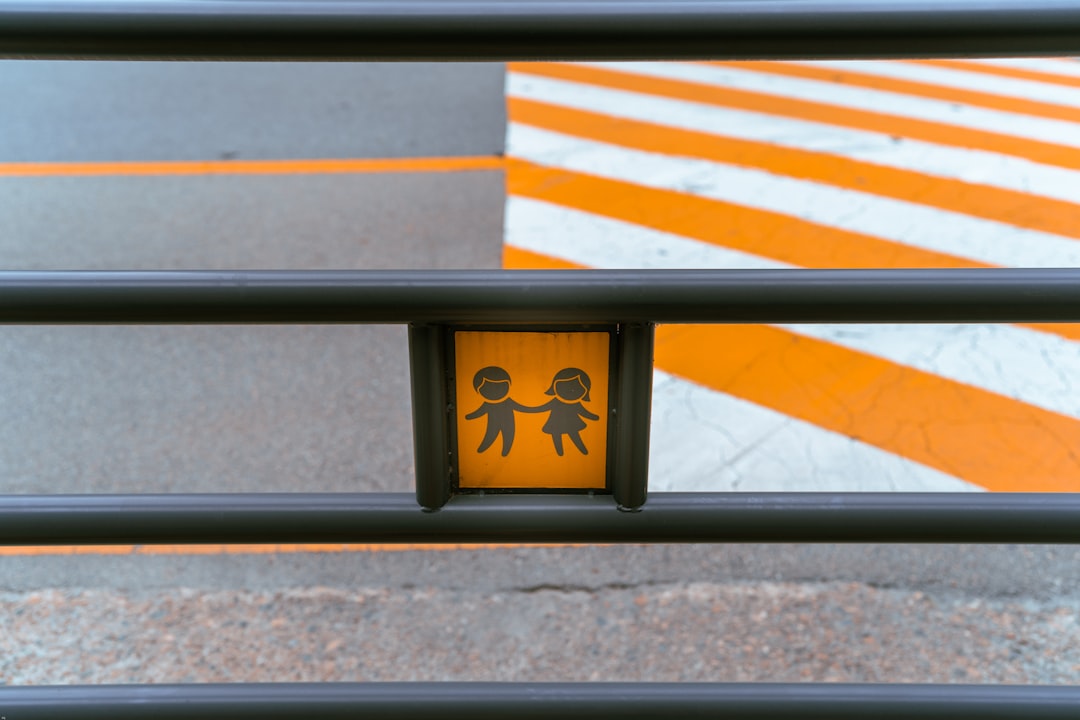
[536,367,600,456]
[464,366,536,457]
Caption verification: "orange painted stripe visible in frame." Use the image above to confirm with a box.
[911,59,1080,91]
[0,156,504,178]
[508,62,1080,172]
[504,245,583,271]
[505,247,1080,493]
[0,542,595,557]
[507,158,1080,343]
[508,157,973,270]
[716,60,1080,125]
[509,96,1080,242]
[655,324,1080,493]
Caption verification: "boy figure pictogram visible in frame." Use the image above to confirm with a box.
[464,366,538,457]
[534,367,600,456]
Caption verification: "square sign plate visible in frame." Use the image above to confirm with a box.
[452,328,614,490]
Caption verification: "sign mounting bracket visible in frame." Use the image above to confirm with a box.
[408,322,654,512]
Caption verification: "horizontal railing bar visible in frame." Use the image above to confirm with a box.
[5,268,1080,324]
[3,682,1079,719]
[5,0,1080,61]
[4,492,1080,545]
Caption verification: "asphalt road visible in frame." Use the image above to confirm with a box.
[0,61,505,496]
[1,59,1078,687]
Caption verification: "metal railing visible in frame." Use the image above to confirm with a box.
[6,268,1080,324]
[5,0,1080,60]
[3,1,1080,717]
[5,683,1080,720]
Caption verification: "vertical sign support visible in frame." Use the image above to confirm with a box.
[409,322,654,512]
[612,322,654,512]
[408,324,452,512]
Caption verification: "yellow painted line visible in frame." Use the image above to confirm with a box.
[507,158,1080,344]
[0,156,505,178]
[505,246,1080,493]
[0,542,596,557]
[912,59,1080,90]
[717,60,1080,125]
[508,96,1080,243]
[508,62,1080,172]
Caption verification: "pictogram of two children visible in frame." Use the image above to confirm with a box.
[465,366,600,457]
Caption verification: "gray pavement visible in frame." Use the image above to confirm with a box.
[5,543,1080,600]
[0,62,506,161]
[4,580,1079,685]
[1,59,1079,687]
[0,173,503,495]
[0,62,505,496]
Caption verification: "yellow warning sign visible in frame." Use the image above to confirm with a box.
[454,330,610,490]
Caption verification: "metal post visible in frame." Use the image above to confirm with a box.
[611,323,654,511]
[408,325,452,511]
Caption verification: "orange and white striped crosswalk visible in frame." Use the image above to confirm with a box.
[503,59,1080,493]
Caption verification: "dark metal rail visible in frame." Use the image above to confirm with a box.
[4,492,1080,545]
[3,682,1080,719]
[5,0,1080,61]
[6,268,1080,324]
